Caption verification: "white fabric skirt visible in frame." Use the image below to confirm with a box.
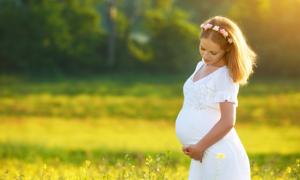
[175,108,251,180]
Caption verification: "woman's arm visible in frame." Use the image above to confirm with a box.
[196,101,236,150]
[184,101,236,160]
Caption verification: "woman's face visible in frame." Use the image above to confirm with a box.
[199,38,226,66]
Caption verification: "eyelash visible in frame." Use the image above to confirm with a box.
[200,48,217,55]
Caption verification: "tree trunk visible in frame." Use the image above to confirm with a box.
[106,0,116,68]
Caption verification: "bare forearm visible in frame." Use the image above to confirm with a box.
[197,119,233,151]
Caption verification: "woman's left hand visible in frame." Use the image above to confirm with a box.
[183,144,205,162]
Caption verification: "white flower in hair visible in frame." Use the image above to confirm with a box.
[228,38,233,44]
[201,23,213,30]
[219,29,229,37]
[212,25,220,31]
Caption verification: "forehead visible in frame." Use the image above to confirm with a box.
[200,38,222,52]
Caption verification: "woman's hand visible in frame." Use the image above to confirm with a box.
[182,143,206,162]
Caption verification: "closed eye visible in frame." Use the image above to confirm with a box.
[201,48,217,55]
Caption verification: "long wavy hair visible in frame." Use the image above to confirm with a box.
[200,16,257,85]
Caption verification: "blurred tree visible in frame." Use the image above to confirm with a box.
[0,0,299,76]
[144,8,199,72]
[106,0,117,68]
[175,0,232,23]
[228,0,300,77]
[0,0,104,74]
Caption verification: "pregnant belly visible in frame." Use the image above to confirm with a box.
[175,107,220,146]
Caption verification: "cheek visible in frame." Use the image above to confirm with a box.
[209,55,222,62]
[213,53,224,60]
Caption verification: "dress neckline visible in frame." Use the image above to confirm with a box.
[191,61,226,84]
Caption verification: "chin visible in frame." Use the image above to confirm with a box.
[204,60,211,64]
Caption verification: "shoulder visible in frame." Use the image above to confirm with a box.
[216,66,239,90]
[219,67,236,83]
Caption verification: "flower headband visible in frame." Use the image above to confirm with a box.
[200,23,233,44]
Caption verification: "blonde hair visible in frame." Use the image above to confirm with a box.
[200,16,257,85]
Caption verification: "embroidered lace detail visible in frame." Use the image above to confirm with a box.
[180,60,239,110]
[182,78,216,110]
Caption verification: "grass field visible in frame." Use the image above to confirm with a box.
[0,74,299,179]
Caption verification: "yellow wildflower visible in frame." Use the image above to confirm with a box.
[285,166,292,174]
[215,153,225,159]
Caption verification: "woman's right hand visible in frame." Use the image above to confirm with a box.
[182,145,190,154]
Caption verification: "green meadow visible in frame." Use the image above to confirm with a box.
[0,74,299,179]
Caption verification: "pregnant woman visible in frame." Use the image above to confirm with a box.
[175,16,257,179]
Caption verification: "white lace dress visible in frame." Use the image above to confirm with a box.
[175,59,251,180]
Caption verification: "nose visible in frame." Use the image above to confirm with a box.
[202,51,210,59]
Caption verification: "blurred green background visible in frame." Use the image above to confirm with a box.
[0,0,300,179]
[0,0,300,77]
